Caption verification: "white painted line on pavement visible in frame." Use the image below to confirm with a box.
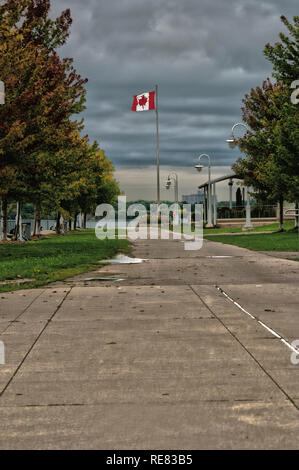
[216,286,299,355]
[219,288,255,319]
[281,339,299,355]
[257,321,281,339]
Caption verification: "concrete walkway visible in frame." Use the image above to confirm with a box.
[0,235,299,449]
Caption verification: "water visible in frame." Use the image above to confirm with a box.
[206,256,233,259]
[104,254,147,264]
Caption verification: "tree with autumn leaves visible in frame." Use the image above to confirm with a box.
[232,16,299,231]
[0,0,120,240]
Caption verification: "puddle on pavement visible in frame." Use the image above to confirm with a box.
[103,254,147,264]
[204,256,233,259]
[68,277,126,282]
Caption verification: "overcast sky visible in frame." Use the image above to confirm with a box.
[52,0,297,201]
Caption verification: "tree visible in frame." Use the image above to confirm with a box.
[0,23,37,239]
[232,16,299,231]
[232,80,298,230]
[0,1,119,241]
[0,1,87,238]
[264,15,299,228]
[1,0,72,52]
[61,141,121,230]
[264,16,299,86]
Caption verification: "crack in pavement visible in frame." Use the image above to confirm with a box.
[0,289,46,335]
[0,288,72,398]
[189,285,299,412]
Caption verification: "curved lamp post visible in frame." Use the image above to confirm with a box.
[226,123,252,229]
[195,154,213,227]
[226,122,248,148]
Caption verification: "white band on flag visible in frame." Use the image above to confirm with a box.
[131,90,155,112]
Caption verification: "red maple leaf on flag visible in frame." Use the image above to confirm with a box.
[138,95,148,108]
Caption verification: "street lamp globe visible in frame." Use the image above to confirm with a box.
[195,163,204,172]
[226,138,236,149]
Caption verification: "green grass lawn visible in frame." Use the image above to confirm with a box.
[203,220,294,234]
[0,230,130,293]
[171,220,294,235]
[205,230,299,252]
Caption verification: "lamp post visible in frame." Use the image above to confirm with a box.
[226,122,248,148]
[226,123,252,230]
[195,154,213,227]
[165,172,178,203]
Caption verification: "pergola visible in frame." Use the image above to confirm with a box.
[197,173,253,228]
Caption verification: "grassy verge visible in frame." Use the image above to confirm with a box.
[205,230,299,252]
[0,230,130,293]
[170,220,295,235]
[203,220,294,234]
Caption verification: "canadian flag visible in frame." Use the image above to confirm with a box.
[131,91,155,112]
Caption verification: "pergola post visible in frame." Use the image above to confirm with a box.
[228,179,233,210]
[213,183,217,226]
[203,187,207,223]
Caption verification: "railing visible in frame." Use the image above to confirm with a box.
[0,219,57,236]
[216,205,277,219]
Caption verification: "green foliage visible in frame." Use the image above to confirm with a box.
[232,17,299,210]
[0,0,72,52]
[233,80,299,204]
[0,1,119,233]
[264,16,299,85]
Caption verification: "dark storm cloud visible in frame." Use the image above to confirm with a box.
[51,0,297,172]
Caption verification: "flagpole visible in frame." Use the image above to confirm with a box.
[155,84,160,204]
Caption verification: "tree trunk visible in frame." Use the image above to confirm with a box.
[74,213,78,231]
[295,201,299,229]
[56,212,61,234]
[83,213,87,229]
[1,198,8,241]
[33,204,41,237]
[14,202,21,240]
[279,197,284,232]
[69,219,72,231]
